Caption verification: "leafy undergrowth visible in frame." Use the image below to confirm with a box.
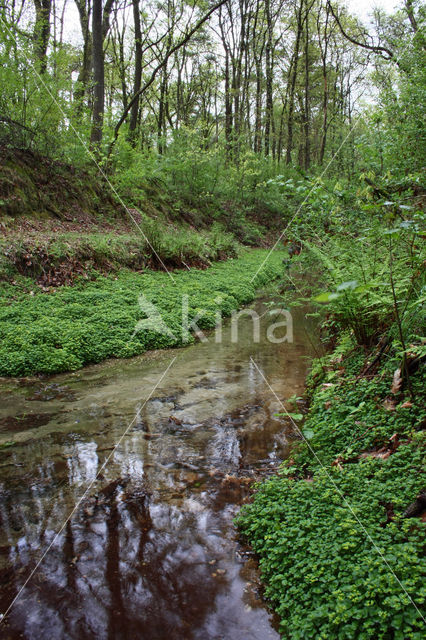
[236,336,425,640]
[0,249,284,377]
[0,223,239,286]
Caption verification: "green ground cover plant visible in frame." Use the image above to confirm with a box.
[237,212,425,639]
[0,249,284,377]
[236,333,425,640]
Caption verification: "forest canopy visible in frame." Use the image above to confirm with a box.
[0,0,424,179]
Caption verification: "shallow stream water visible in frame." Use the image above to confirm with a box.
[0,297,319,640]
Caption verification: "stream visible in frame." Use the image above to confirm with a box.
[0,296,318,640]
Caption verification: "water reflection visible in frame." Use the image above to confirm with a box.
[0,299,319,639]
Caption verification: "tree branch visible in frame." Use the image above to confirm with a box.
[404,0,418,33]
[0,115,36,134]
[108,0,228,155]
[102,0,116,39]
[327,1,396,62]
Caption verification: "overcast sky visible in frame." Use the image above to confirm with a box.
[346,0,400,20]
[57,0,403,48]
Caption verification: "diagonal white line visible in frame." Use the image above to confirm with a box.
[0,355,177,624]
[250,121,361,283]
[249,355,426,624]
[0,16,176,283]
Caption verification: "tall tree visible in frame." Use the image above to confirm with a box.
[264,0,273,156]
[90,0,115,146]
[286,0,304,165]
[73,0,92,112]
[90,0,104,145]
[128,0,142,140]
[34,0,52,73]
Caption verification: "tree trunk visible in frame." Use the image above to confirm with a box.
[303,4,310,171]
[90,0,104,146]
[73,0,92,113]
[129,0,142,141]
[254,58,262,153]
[157,64,168,154]
[286,0,303,165]
[404,0,418,33]
[34,0,52,73]
[264,0,273,157]
[224,49,232,159]
[318,2,331,165]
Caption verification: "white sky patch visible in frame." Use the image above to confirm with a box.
[346,0,400,21]
[53,0,402,47]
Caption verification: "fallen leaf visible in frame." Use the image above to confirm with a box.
[391,368,402,395]
[332,456,344,471]
[360,450,391,460]
[383,398,397,411]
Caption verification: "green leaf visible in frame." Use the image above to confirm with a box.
[383,228,400,235]
[288,412,304,421]
[274,412,303,421]
[314,291,342,303]
[0,441,15,449]
[336,280,358,292]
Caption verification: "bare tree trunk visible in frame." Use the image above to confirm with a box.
[157,64,168,154]
[254,58,262,153]
[252,0,266,155]
[404,0,418,32]
[318,2,331,164]
[303,3,310,170]
[225,49,233,158]
[157,3,173,155]
[73,0,92,112]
